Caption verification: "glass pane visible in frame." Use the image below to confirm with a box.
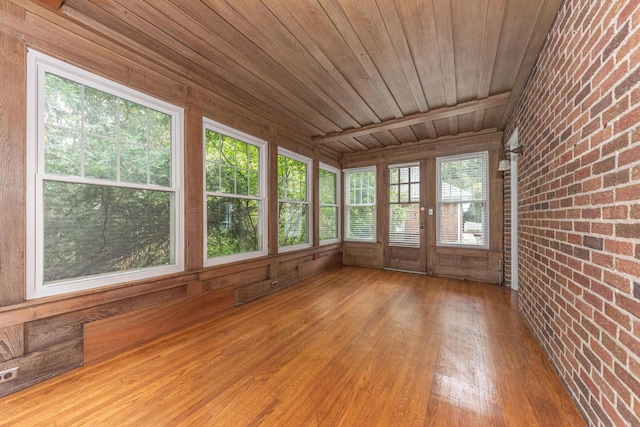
[399,184,409,203]
[207,196,261,258]
[278,155,307,202]
[410,167,419,182]
[44,127,81,176]
[399,167,409,183]
[279,202,308,246]
[149,109,171,150]
[43,181,172,283]
[205,130,222,162]
[320,206,338,241]
[84,87,118,138]
[319,169,336,205]
[84,135,117,180]
[389,203,420,247]
[348,206,375,240]
[120,100,148,144]
[439,201,485,246]
[440,157,483,201]
[149,149,171,187]
[389,184,399,203]
[120,142,148,184]
[44,73,82,129]
[390,168,398,184]
[410,183,420,202]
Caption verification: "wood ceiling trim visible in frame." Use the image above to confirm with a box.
[36,0,64,9]
[313,92,511,145]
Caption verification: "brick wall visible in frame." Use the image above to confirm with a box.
[505,0,640,425]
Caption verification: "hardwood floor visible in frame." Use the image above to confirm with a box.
[0,267,585,426]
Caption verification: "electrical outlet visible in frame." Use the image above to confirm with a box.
[0,367,19,383]
[271,280,278,288]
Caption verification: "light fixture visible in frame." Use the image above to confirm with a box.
[498,146,523,171]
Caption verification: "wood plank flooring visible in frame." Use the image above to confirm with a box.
[0,267,585,426]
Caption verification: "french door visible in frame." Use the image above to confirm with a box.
[384,162,427,273]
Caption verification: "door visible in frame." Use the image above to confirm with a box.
[384,163,426,273]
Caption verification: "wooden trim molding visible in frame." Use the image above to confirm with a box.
[313,93,510,144]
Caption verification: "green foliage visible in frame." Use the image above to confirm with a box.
[207,196,260,257]
[205,130,263,257]
[42,72,175,283]
[278,154,309,247]
[43,181,172,283]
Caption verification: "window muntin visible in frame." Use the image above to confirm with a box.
[27,50,184,299]
[278,149,312,251]
[203,119,267,265]
[319,163,340,244]
[388,163,420,248]
[436,152,489,248]
[344,167,376,241]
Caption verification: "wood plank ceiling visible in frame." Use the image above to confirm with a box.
[56,0,564,156]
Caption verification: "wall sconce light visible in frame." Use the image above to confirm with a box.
[498,146,523,171]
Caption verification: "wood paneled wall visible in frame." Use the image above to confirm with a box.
[0,1,341,397]
[342,132,505,282]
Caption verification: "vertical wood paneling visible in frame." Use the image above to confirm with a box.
[0,32,26,307]
[185,95,204,271]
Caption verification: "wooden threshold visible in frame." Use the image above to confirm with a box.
[0,267,585,426]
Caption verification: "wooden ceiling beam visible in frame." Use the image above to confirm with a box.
[313,92,511,145]
[35,0,64,10]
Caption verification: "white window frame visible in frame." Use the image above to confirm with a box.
[344,166,377,242]
[278,148,313,252]
[26,49,184,299]
[319,163,341,245]
[202,118,268,266]
[436,151,489,249]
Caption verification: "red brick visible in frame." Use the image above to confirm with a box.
[615,105,640,133]
[604,270,631,293]
[616,183,640,201]
[603,205,628,219]
[618,144,640,166]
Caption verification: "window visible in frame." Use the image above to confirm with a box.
[319,163,340,244]
[436,152,489,247]
[26,50,184,299]
[388,163,420,247]
[344,167,376,241]
[278,148,312,251]
[203,119,267,265]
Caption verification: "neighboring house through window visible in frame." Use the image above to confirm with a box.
[436,152,489,247]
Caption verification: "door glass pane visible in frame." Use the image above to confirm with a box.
[388,165,420,247]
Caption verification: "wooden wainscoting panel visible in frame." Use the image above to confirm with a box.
[298,252,342,280]
[0,324,24,362]
[279,255,314,276]
[343,242,383,268]
[0,338,82,398]
[24,286,187,353]
[202,265,269,292]
[83,286,234,365]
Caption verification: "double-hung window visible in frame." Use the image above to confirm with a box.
[319,163,340,244]
[203,119,267,265]
[278,148,312,251]
[344,167,376,241]
[436,151,489,247]
[26,50,184,299]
